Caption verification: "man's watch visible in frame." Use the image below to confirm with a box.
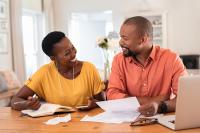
[158,101,168,113]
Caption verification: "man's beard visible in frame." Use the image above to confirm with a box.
[121,46,138,57]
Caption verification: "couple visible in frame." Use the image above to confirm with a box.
[11,16,187,116]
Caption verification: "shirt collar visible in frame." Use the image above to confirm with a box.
[149,45,156,61]
[127,45,156,63]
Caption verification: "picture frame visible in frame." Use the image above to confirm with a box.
[0,32,7,53]
[0,0,6,19]
[0,0,9,54]
[0,20,7,30]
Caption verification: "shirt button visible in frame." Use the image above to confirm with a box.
[143,83,147,86]
[142,68,145,71]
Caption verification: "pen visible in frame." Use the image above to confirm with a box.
[13,94,38,105]
[13,100,27,105]
[33,94,38,99]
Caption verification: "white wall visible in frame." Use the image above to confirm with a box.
[0,0,12,70]
[166,0,200,54]
[0,52,12,70]
[1,0,200,72]
[22,0,42,12]
[52,0,200,55]
[69,18,107,68]
[0,0,43,81]
[0,0,42,70]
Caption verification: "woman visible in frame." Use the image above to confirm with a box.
[11,31,105,111]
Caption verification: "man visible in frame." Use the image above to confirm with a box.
[106,16,187,116]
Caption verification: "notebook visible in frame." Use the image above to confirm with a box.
[21,102,76,117]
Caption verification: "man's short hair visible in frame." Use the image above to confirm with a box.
[123,16,153,40]
[42,31,65,57]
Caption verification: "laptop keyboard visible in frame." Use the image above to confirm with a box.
[170,120,175,124]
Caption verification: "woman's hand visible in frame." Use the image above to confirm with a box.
[26,96,41,110]
[77,97,98,111]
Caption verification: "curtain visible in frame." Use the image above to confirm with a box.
[42,0,55,33]
[10,0,26,84]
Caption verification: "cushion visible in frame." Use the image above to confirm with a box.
[0,71,21,90]
[0,73,7,92]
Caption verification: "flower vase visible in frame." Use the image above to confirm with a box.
[104,59,110,80]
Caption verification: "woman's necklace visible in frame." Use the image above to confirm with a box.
[72,66,75,90]
[56,62,75,91]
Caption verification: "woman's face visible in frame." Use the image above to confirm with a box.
[51,37,77,67]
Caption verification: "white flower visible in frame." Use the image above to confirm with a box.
[96,31,119,50]
[96,37,106,45]
[96,37,108,49]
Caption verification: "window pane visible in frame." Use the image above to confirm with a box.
[68,12,113,69]
[22,14,37,78]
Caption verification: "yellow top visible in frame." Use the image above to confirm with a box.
[25,61,105,107]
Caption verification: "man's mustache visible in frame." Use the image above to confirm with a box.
[120,45,129,49]
[120,44,137,57]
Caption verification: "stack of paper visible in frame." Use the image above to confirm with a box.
[81,97,140,123]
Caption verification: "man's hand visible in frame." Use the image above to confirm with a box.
[138,102,159,116]
[136,95,170,116]
[137,95,169,105]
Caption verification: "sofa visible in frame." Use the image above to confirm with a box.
[0,71,21,106]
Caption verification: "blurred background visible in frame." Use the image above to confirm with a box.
[0,0,200,106]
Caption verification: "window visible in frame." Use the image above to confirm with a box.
[22,10,45,79]
[68,11,113,69]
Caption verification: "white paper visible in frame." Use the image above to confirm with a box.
[44,114,71,125]
[96,97,140,111]
[81,111,140,123]
[22,102,75,117]
[22,102,61,117]
[81,97,140,123]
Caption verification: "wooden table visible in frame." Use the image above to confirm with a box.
[0,107,200,133]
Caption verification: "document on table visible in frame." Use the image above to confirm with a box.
[81,97,140,123]
[81,111,140,123]
[96,97,140,111]
[44,114,71,125]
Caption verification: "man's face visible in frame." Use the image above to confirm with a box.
[52,37,77,66]
[119,24,142,57]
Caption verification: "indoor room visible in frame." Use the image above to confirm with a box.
[0,0,200,132]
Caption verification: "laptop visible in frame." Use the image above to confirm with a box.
[158,75,200,130]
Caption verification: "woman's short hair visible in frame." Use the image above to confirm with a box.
[42,31,65,56]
